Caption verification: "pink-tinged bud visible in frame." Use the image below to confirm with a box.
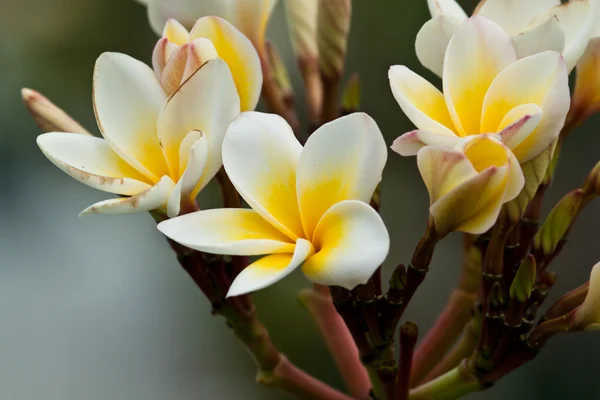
[317,0,352,80]
[22,88,91,135]
[160,39,218,96]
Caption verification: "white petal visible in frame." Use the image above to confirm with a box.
[505,148,525,202]
[513,16,565,59]
[166,131,208,218]
[93,52,168,182]
[37,132,151,195]
[147,0,233,35]
[297,113,387,241]
[415,15,461,77]
[302,200,390,289]
[232,0,279,44]
[427,0,468,21]
[80,175,175,216]
[481,51,569,162]
[497,104,543,150]
[190,16,263,111]
[391,130,462,156]
[388,65,456,137]
[157,58,240,193]
[443,16,518,136]
[572,262,600,329]
[157,208,295,256]
[223,112,304,240]
[227,238,313,297]
[475,0,560,35]
[162,18,190,45]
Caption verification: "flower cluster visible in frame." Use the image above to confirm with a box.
[22,0,600,399]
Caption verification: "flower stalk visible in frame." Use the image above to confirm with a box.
[396,322,419,400]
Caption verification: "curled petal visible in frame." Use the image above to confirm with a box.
[227,238,314,297]
[93,52,168,182]
[388,65,456,136]
[223,112,304,240]
[158,58,240,193]
[481,51,569,162]
[415,15,461,77]
[427,0,468,21]
[302,200,390,289]
[497,104,543,150]
[190,16,263,111]
[297,113,387,241]
[572,262,600,331]
[512,16,565,60]
[475,0,560,35]
[80,175,175,216]
[391,130,461,157]
[162,18,189,45]
[443,16,517,136]
[158,208,296,256]
[37,132,151,195]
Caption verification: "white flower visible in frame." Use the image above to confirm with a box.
[37,53,240,217]
[158,112,390,296]
[421,0,597,73]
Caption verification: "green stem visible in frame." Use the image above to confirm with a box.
[409,364,481,400]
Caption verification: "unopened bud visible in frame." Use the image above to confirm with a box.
[583,160,600,198]
[341,74,361,115]
[317,0,352,80]
[284,0,319,60]
[22,88,90,135]
[570,262,600,331]
[510,255,536,303]
[572,38,600,119]
[266,42,294,107]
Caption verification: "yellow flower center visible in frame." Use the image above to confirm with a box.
[464,136,509,172]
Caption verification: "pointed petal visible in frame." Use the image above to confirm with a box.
[427,0,468,20]
[475,0,560,35]
[93,52,168,182]
[572,262,600,330]
[302,200,390,289]
[227,238,313,297]
[297,113,387,241]
[223,112,304,240]
[190,16,262,111]
[162,19,190,45]
[152,37,171,78]
[80,176,175,216]
[166,131,208,218]
[37,132,151,195]
[443,16,518,136]
[388,65,456,136]
[513,16,565,59]
[158,208,296,255]
[160,45,189,97]
[147,0,232,35]
[497,104,543,150]
[391,130,462,156]
[481,51,569,162]
[415,15,461,78]
[158,58,240,193]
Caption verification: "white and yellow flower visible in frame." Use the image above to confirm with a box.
[138,0,277,51]
[158,112,390,296]
[153,17,262,111]
[571,262,600,331]
[391,16,570,164]
[417,135,524,235]
[421,0,596,74]
[37,53,240,217]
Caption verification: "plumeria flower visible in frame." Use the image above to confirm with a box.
[136,0,277,51]
[570,262,600,331]
[37,53,240,217]
[158,112,390,296]
[421,0,596,74]
[391,16,570,164]
[153,17,261,111]
[417,135,524,235]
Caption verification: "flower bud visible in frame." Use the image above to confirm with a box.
[266,42,294,107]
[572,38,600,119]
[510,255,536,303]
[583,160,600,198]
[417,135,524,236]
[341,74,361,115]
[317,0,352,80]
[284,0,319,61]
[22,88,90,135]
[571,262,600,331]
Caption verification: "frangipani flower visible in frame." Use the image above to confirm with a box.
[37,53,240,217]
[158,112,390,296]
[417,135,524,235]
[137,0,277,51]
[153,17,262,111]
[421,0,596,73]
[391,16,570,164]
[571,262,600,331]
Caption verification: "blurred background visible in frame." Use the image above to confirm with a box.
[1,0,599,398]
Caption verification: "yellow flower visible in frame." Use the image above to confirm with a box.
[153,17,262,111]
[158,112,389,296]
[422,0,596,73]
[390,16,570,164]
[37,53,240,217]
[417,135,524,235]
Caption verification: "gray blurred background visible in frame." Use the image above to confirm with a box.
[1,0,599,398]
